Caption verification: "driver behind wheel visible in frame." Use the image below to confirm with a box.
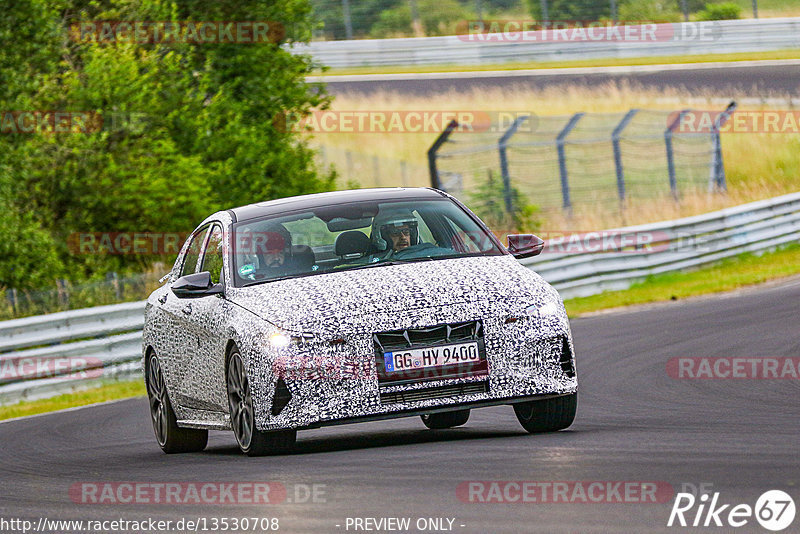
[370,209,420,258]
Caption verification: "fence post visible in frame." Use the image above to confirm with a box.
[427,119,459,190]
[556,112,584,210]
[710,101,736,191]
[6,288,17,316]
[665,109,690,201]
[107,272,121,301]
[341,0,353,39]
[56,279,69,309]
[498,115,530,214]
[612,109,638,203]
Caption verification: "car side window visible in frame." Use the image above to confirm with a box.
[180,225,210,277]
[200,224,225,284]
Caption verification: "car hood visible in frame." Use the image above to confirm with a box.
[226,255,554,333]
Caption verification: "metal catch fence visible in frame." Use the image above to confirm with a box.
[429,103,735,226]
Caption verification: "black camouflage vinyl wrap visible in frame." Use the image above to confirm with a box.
[142,209,577,432]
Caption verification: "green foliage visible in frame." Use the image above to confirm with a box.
[1,0,334,291]
[370,5,413,38]
[0,185,63,290]
[680,0,711,12]
[312,0,404,39]
[465,170,541,234]
[370,0,472,38]
[527,0,611,21]
[618,0,681,22]
[696,2,742,20]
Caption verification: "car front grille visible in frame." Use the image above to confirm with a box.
[373,320,488,386]
[380,381,489,404]
[373,320,482,352]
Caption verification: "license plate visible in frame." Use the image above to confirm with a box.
[384,341,481,373]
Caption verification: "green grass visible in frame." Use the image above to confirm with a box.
[0,379,145,421]
[316,50,800,77]
[4,243,800,420]
[564,243,800,317]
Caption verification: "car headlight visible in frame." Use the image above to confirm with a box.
[269,332,292,348]
[525,300,561,319]
[264,330,317,349]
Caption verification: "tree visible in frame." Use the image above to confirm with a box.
[1,0,334,289]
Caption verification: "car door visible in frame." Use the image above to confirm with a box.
[160,224,211,409]
[182,222,231,412]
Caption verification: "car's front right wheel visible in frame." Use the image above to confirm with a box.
[226,348,296,456]
[514,393,577,433]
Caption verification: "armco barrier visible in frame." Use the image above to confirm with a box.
[524,191,800,298]
[0,302,146,405]
[292,18,800,68]
[1,192,799,403]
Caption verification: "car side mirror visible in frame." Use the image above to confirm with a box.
[172,271,224,298]
[507,234,545,259]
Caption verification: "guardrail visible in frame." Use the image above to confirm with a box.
[1,192,799,403]
[0,301,146,405]
[292,18,800,68]
[524,191,800,299]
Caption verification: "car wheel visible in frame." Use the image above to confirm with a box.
[226,349,296,456]
[420,409,470,429]
[145,353,208,453]
[514,393,577,433]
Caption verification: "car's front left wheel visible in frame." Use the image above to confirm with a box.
[226,348,296,456]
[145,353,208,453]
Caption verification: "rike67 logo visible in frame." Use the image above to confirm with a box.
[668,490,795,531]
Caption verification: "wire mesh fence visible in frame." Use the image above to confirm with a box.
[315,144,429,189]
[1,271,165,321]
[431,105,734,229]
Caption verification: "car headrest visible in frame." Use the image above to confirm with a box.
[291,245,315,271]
[334,231,372,257]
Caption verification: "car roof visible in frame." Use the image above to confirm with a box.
[228,187,448,222]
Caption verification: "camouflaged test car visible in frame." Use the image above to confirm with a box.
[143,188,577,456]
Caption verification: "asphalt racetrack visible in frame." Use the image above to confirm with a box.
[321,61,800,97]
[1,279,798,533]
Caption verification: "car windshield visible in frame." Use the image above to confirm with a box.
[231,198,503,287]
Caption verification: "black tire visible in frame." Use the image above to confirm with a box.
[226,349,296,456]
[145,353,208,453]
[421,409,470,429]
[514,393,577,433]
